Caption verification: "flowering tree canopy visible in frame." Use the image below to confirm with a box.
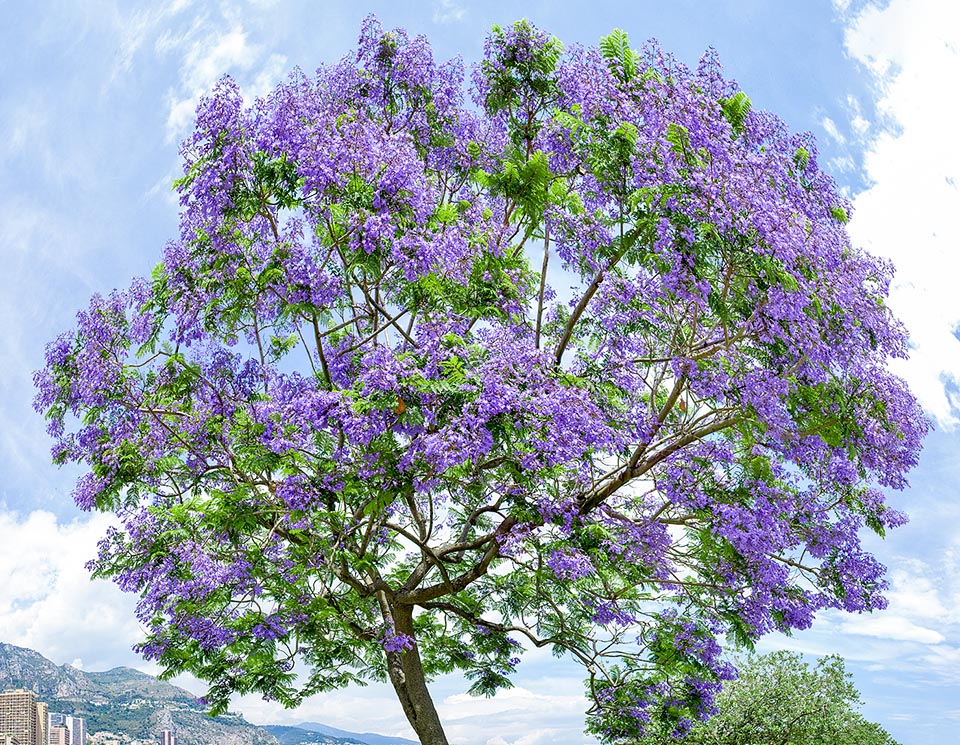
[35,18,926,745]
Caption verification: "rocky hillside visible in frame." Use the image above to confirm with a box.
[0,643,278,745]
[0,642,96,700]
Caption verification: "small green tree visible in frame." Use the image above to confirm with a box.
[635,651,902,744]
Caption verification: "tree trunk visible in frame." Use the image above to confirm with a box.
[384,604,450,745]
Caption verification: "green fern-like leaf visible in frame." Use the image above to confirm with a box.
[666,122,691,160]
[599,28,638,81]
[721,91,752,136]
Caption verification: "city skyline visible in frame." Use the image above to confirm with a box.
[0,689,178,745]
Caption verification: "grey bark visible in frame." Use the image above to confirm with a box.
[384,604,450,745]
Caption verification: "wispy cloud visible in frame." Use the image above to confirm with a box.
[839,615,945,645]
[0,197,109,509]
[820,115,846,144]
[107,0,196,84]
[164,24,260,136]
[161,19,287,140]
[433,0,466,25]
[846,95,871,136]
[106,2,289,142]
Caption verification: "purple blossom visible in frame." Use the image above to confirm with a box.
[547,548,594,580]
[381,627,416,653]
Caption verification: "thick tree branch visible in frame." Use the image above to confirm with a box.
[398,517,517,604]
[582,415,740,512]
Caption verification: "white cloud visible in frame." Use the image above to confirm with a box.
[833,0,853,15]
[439,684,595,745]
[248,53,290,102]
[228,674,596,744]
[167,25,287,139]
[183,26,256,89]
[841,0,960,427]
[0,510,143,672]
[232,684,411,737]
[848,94,871,136]
[485,731,568,745]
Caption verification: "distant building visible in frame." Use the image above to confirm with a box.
[48,727,68,745]
[159,731,175,745]
[47,715,83,745]
[67,718,84,745]
[0,690,45,745]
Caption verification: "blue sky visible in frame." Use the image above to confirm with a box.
[2,1,959,743]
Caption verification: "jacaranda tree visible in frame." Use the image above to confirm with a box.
[35,18,926,745]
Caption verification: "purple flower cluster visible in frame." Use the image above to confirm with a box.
[380,626,416,654]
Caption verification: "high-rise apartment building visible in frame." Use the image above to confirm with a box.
[0,690,40,745]
[33,703,46,745]
[47,728,68,745]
